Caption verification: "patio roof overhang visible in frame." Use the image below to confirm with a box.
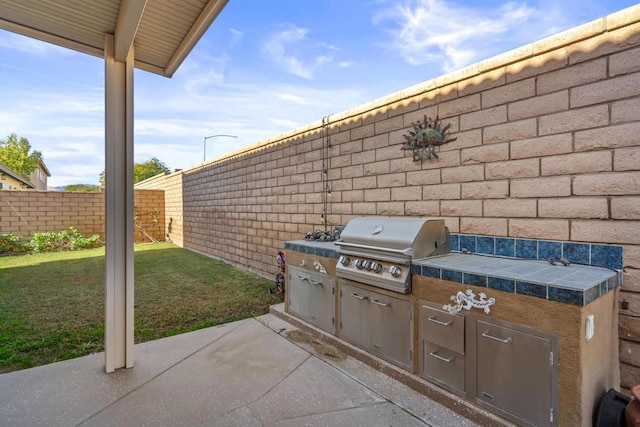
[0,0,230,373]
[0,0,228,77]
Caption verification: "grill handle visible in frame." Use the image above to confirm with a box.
[337,241,412,257]
[482,330,513,344]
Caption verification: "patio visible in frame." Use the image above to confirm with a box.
[0,307,492,426]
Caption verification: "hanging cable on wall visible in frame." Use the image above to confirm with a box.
[305,114,339,242]
[321,114,331,232]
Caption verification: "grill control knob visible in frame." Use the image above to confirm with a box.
[339,255,350,266]
[355,259,364,269]
[371,262,382,273]
[362,260,371,270]
[389,266,402,277]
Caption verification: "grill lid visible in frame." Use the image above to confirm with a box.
[337,216,450,259]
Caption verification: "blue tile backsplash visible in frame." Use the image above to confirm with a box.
[452,233,623,270]
[538,240,562,260]
[477,236,494,255]
[496,238,515,257]
[563,242,590,265]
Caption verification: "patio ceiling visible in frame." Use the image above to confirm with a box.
[0,0,229,77]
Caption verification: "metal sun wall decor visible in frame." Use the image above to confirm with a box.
[401,115,457,162]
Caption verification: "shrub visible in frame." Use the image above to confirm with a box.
[0,233,28,254]
[28,228,103,253]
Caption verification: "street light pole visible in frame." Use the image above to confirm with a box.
[203,134,238,162]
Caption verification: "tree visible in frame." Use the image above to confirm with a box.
[0,133,43,178]
[99,158,170,187]
[64,184,101,192]
[134,158,171,183]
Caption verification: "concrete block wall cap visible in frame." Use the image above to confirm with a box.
[479,45,533,73]
[606,4,640,31]
[533,19,605,55]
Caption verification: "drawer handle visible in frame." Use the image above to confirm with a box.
[371,299,390,307]
[350,293,368,300]
[482,331,513,344]
[430,350,454,363]
[308,279,322,286]
[296,275,308,281]
[428,316,452,326]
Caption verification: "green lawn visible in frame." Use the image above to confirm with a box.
[0,242,281,373]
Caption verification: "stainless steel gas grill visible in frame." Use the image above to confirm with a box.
[335,216,450,293]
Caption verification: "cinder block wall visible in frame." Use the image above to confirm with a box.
[0,189,165,243]
[136,8,640,390]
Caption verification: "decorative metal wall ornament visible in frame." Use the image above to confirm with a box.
[313,259,327,274]
[443,289,496,315]
[401,115,457,162]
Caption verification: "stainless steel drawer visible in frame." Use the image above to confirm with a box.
[420,305,464,354]
[422,342,465,392]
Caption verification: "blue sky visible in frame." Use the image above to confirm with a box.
[0,0,637,187]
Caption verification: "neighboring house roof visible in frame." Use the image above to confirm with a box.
[38,159,51,177]
[0,161,36,189]
[0,0,229,77]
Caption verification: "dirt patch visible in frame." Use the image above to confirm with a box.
[285,330,346,361]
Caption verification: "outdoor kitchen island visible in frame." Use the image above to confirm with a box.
[281,218,622,427]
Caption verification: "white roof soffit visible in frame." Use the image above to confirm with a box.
[0,0,229,77]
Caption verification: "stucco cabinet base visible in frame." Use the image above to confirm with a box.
[284,243,620,427]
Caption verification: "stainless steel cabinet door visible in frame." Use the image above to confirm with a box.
[307,273,334,333]
[288,267,311,319]
[370,292,412,369]
[339,282,371,350]
[477,320,553,427]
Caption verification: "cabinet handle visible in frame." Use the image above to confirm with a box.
[428,316,452,326]
[429,350,454,363]
[308,279,322,286]
[296,275,308,281]
[371,299,390,307]
[350,293,367,300]
[482,330,513,344]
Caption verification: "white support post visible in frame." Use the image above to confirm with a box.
[104,34,135,373]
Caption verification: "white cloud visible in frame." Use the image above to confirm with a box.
[270,118,299,129]
[374,0,537,72]
[229,28,244,46]
[0,31,71,56]
[261,24,339,79]
[277,93,312,105]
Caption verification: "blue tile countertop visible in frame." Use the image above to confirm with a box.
[412,253,622,306]
[284,240,340,259]
[284,240,621,306]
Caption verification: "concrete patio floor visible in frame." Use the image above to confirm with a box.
[0,307,489,426]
